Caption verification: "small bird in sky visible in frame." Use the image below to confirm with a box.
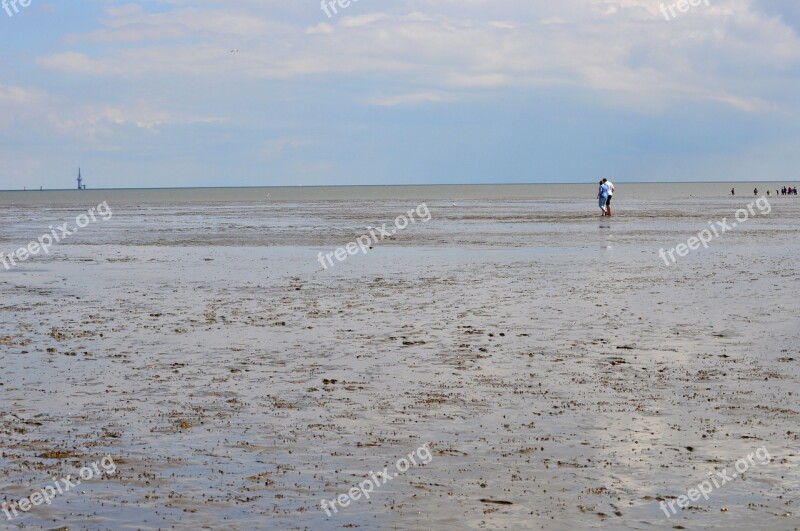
[230,49,239,53]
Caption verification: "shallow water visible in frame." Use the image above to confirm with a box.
[0,181,797,205]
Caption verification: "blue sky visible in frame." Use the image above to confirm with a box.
[1,0,799,189]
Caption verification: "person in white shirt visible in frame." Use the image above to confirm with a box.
[602,179,615,217]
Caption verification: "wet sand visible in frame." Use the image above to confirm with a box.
[0,195,798,530]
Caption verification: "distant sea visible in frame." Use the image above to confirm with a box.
[0,182,794,205]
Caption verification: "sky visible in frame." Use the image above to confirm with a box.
[0,0,799,189]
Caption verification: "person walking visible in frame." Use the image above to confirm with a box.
[602,178,615,217]
[597,180,609,216]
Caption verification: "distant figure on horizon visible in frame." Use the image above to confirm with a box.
[602,178,615,217]
[731,188,735,196]
[754,187,758,196]
[767,190,770,196]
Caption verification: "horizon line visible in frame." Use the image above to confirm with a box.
[2,180,796,193]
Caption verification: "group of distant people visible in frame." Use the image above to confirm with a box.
[595,183,795,216]
[732,186,797,196]
[775,186,798,196]
[597,178,615,216]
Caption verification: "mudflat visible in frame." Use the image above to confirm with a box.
[0,194,798,530]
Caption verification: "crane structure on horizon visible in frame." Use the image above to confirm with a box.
[77,168,86,190]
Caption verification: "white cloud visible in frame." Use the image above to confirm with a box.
[0,84,42,106]
[340,13,389,27]
[37,52,106,75]
[306,23,335,35]
[33,0,800,114]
